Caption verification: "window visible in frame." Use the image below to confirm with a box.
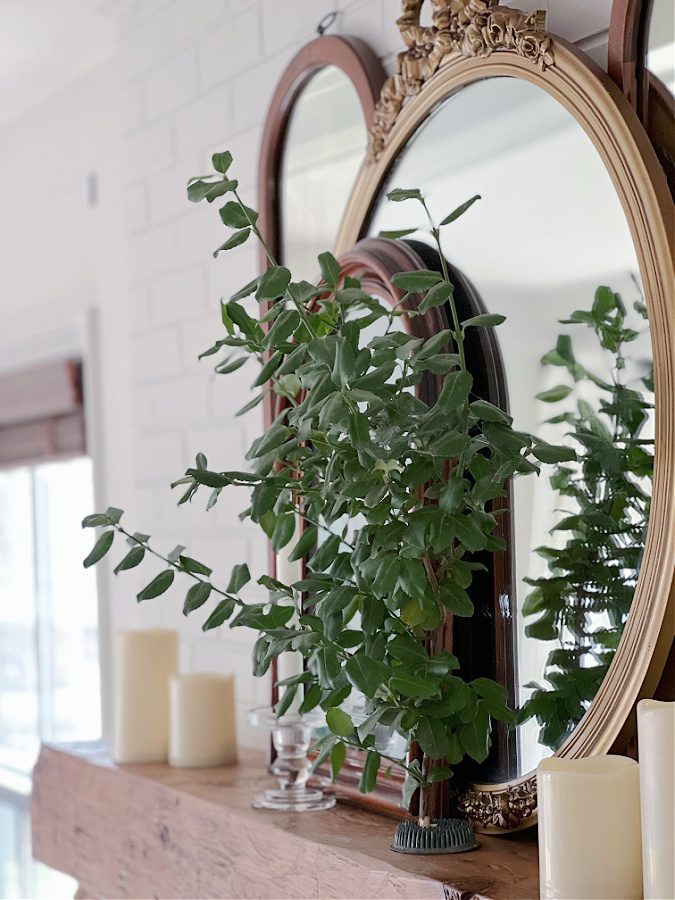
[0,456,100,897]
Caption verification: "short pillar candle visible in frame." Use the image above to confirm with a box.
[114,629,178,764]
[169,673,237,768]
[637,699,675,900]
[537,755,642,900]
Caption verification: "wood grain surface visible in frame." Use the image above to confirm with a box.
[31,742,539,900]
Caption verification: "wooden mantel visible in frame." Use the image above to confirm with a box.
[31,742,539,900]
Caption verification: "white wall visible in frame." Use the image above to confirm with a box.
[0,0,618,750]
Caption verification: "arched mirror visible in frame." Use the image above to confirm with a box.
[257,34,386,279]
[609,0,675,191]
[336,1,674,831]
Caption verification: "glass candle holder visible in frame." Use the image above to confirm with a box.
[248,706,336,812]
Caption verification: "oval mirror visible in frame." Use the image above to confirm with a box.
[336,9,674,832]
[257,35,385,279]
[368,75,652,785]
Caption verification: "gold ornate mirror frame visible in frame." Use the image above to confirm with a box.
[335,0,675,832]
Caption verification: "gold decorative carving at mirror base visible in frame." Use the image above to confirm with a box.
[456,777,537,830]
[369,0,553,161]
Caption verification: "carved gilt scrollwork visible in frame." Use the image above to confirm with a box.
[369,0,553,161]
[456,775,538,830]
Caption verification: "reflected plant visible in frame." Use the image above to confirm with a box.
[519,287,653,750]
[82,152,574,820]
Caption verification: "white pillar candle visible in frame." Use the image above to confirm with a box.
[113,629,178,763]
[169,673,237,768]
[637,699,674,900]
[275,515,304,713]
[537,755,642,900]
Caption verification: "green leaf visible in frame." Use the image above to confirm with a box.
[105,507,124,524]
[440,582,474,616]
[435,369,472,414]
[289,525,317,562]
[532,443,577,463]
[219,200,257,228]
[202,597,236,630]
[256,266,292,301]
[439,194,481,225]
[271,513,296,552]
[137,569,175,601]
[298,683,322,715]
[378,228,419,239]
[183,581,212,615]
[230,276,260,302]
[331,741,346,781]
[471,677,508,706]
[326,707,354,738]
[390,673,437,699]
[348,412,370,450]
[427,765,453,783]
[459,703,491,762]
[250,482,279,523]
[462,313,506,329]
[82,512,113,528]
[211,151,233,174]
[345,654,387,699]
[318,252,341,288]
[470,399,511,424]
[386,188,423,203]
[359,750,380,794]
[419,281,453,314]
[416,718,450,759]
[179,555,212,576]
[439,478,465,515]
[84,530,114,568]
[113,545,145,574]
[276,685,298,718]
[227,563,251,594]
[391,270,443,292]
[536,385,573,403]
[402,773,420,810]
[213,228,250,257]
[215,356,247,375]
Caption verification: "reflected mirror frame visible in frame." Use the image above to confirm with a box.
[609,0,675,192]
[335,6,675,833]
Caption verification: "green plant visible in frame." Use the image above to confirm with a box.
[518,287,653,750]
[83,152,574,819]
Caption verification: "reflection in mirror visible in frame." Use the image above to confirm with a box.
[368,77,653,780]
[647,0,675,95]
[281,66,367,281]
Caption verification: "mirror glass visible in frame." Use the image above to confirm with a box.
[368,77,654,781]
[281,66,367,281]
[647,0,675,95]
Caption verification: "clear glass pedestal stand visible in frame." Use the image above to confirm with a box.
[248,706,336,812]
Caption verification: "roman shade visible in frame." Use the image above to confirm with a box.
[0,360,85,468]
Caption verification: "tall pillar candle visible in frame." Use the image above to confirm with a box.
[113,629,177,763]
[537,755,642,900]
[169,673,237,767]
[637,699,674,900]
[275,514,304,712]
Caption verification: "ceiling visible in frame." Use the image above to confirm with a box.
[0,0,116,128]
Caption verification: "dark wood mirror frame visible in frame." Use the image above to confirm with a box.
[609,0,675,192]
